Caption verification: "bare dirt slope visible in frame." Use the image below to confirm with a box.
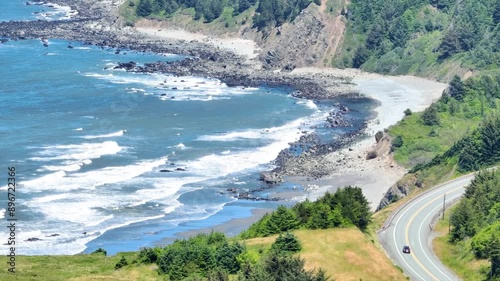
[132,0,348,70]
[257,1,348,69]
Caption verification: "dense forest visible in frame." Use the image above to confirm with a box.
[448,170,500,280]
[336,0,500,76]
[133,0,317,29]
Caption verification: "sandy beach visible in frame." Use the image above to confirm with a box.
[304,73,447,210]
[135,20,260,62]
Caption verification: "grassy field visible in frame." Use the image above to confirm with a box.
[432,207,489,281]
[244,228,407,281]
[0,252,162,281]
[388,111,479,169]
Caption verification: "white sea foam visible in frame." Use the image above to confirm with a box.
[30,141,122,162]
[296,99,319,110]
[34,2,78,21]
[0,209,4,219]
[73,127,83,131]
[188,121,306,177]
[198,116,307,142]
[22,156,169,192]
[84,72,253,102]
[80,130,126,139]
[42,163,84,172]
[174,143,187,149]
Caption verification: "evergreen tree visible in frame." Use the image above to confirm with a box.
[448,75,465,101]
[422,105,440,126]
[137,0,153,17]
[114,256,128,270]
[490,233,500,278]
[439,27,462,58]
[450,198,477,241]
[353,46,369,68]
[458,136,481,172]
[238,0,251,13]
[267,205,299,233]
[271,232,302,253]
[481,114,500,165]
[307,203,332,229]
[154,0,166,13]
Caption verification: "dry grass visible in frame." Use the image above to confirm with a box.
[296,228,406,281]
[245,228,407,281]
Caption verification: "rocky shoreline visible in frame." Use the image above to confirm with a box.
[0,0,369,200]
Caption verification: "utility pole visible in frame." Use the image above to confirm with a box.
[442,193,446,221]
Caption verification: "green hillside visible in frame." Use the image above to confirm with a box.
[335,0,500,79]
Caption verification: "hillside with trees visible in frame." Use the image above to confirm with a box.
[335,0,500,79]
[131,0,317,29]
[446,169,500,280]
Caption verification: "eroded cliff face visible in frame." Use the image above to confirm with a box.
[130,0,349,70]
[256,3,347,70]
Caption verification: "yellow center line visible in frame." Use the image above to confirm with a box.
[404,186,463,281]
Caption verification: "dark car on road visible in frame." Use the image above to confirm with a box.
[402,245,411,254]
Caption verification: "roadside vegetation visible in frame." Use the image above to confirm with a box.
[432,170,500,280]
[433,206,489,281]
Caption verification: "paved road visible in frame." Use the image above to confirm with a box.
[378,174,476,281]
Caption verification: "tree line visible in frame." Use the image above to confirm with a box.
[240,186,372,239]
[134,0,315,29]
[449,169,500,279]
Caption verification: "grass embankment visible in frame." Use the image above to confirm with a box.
[432,206,489,280]
[245,228,407,281]
[0,252,161,281]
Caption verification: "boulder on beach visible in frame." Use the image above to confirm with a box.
[259,171,283,184]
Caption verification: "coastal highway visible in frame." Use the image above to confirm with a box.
[378,174,477,281]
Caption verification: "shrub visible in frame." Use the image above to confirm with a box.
[135,247,158,264]
[404,108,412,116]
[392,135,403,151]
[115,256,128,270]
[90,248,107,256]
[271,232,302,253]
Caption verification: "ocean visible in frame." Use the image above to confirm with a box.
[0,1,374,255]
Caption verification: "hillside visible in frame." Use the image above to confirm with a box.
[123,0,499,80]
[335,0,500,80]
